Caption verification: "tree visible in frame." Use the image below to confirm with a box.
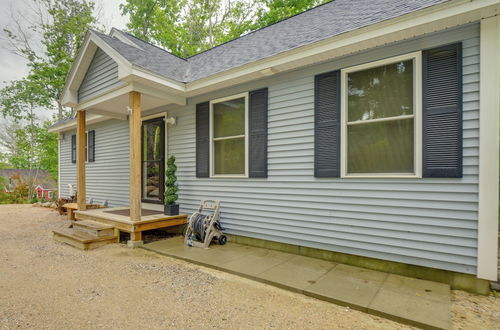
[252,0,329,29]
[2,0,99,119]
[0,120,58,198]
[121,0,330,58]
[121,0,257,57]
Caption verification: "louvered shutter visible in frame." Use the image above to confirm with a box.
[71,135,76,164]
[249,88,268,178]
[196,102,210,177]
[88,130,95,162]
[314,70,341,177]
[422,43,463,178]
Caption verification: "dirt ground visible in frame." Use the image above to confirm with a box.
[0,205,499,329]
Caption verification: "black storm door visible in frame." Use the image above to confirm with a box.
[142,118,165,204]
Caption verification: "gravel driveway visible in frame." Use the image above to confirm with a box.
[0,204,498,329]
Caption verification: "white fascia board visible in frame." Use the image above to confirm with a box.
[184,0,500,94]
[130,81,186,106]
[48,113,109,133]
[477,15,500,281]
[120,66,186,93]
[60,31,133,107]
[60,31,94,106]
[75,84,134,111]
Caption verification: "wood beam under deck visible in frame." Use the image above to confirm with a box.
[129,91,142,225]
[73,208,188,243]
[76,110,86,211]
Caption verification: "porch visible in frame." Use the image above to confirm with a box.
[74,206,187,247]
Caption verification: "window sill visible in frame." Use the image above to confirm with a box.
[342,173,421,179]
[210,174,248,179]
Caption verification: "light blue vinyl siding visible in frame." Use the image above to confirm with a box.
[78,48,124,102]
[59,119,130,206]
[164,24,480,274]
[59,24,480,274]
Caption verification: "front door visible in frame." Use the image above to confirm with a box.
[142,118,165,204]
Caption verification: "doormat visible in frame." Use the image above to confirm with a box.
[104,209,163,217]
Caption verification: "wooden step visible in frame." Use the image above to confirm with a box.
[53,230,117,250]
[72,220,114,238]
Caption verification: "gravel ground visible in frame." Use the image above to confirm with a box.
[0,205,499,329]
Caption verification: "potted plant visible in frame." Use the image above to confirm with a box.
[164,155,179,215]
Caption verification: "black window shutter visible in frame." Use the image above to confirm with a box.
[88,130,95,162]
[314,70,341,177]
[71,135,76,164]
[249,88,268,178]
[422,43,463,178]
[196,102,210,177]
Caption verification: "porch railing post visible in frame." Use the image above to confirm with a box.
[129,91,142,222]
[76,110,86,211]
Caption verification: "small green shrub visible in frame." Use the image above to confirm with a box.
[30,193,38,204]
[164,155,178,205]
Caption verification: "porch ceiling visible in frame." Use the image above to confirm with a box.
[84,91,170,119]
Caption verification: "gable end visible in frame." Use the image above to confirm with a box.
[78,48,125,103]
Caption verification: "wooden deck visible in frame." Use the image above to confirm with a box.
[74,207,188,245]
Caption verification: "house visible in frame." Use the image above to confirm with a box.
[49,0,499,293]
[0,169,57,198]
[34,185,56,200]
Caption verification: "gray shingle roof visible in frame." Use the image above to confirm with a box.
[0,169,57,190]
[97,0,448,83]
[93,30,189,82]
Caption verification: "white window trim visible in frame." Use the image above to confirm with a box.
[85,131,90,163]
[209,92,249,178]
[340,51,422,178]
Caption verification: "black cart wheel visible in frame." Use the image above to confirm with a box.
[218,235,227,245]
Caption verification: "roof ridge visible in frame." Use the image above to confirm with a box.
[119,30,188,62]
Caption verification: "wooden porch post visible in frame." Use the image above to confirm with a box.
[76,110,86,211]
[129,92,142,222]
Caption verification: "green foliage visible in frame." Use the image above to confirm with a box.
[2,0,98,120]
[252,0,328,30]
[1,121,58,182]
[41,195,47,203]
[164,155,178,205]
[31,193,39,204]
[0,153,9,170]
[0,192,13,205]
[122,0,330,58]
[10,177,30,204]
[0,177,11,204]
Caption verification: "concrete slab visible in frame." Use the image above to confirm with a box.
[220,247,295,276]
[145,236,184,251]
[255,255,335,291]
[305,264,388,309]
[143,237,256,267]
[368,274,451,329]
[143,238,452,329]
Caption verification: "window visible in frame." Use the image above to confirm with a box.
[210,93,248,177]
[71,130,95,163]
[341,52,422,177]
[71,135,76,163]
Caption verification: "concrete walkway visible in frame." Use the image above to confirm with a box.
[143,237,451,329]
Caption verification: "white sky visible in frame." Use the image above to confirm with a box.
[0,0,128,122]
